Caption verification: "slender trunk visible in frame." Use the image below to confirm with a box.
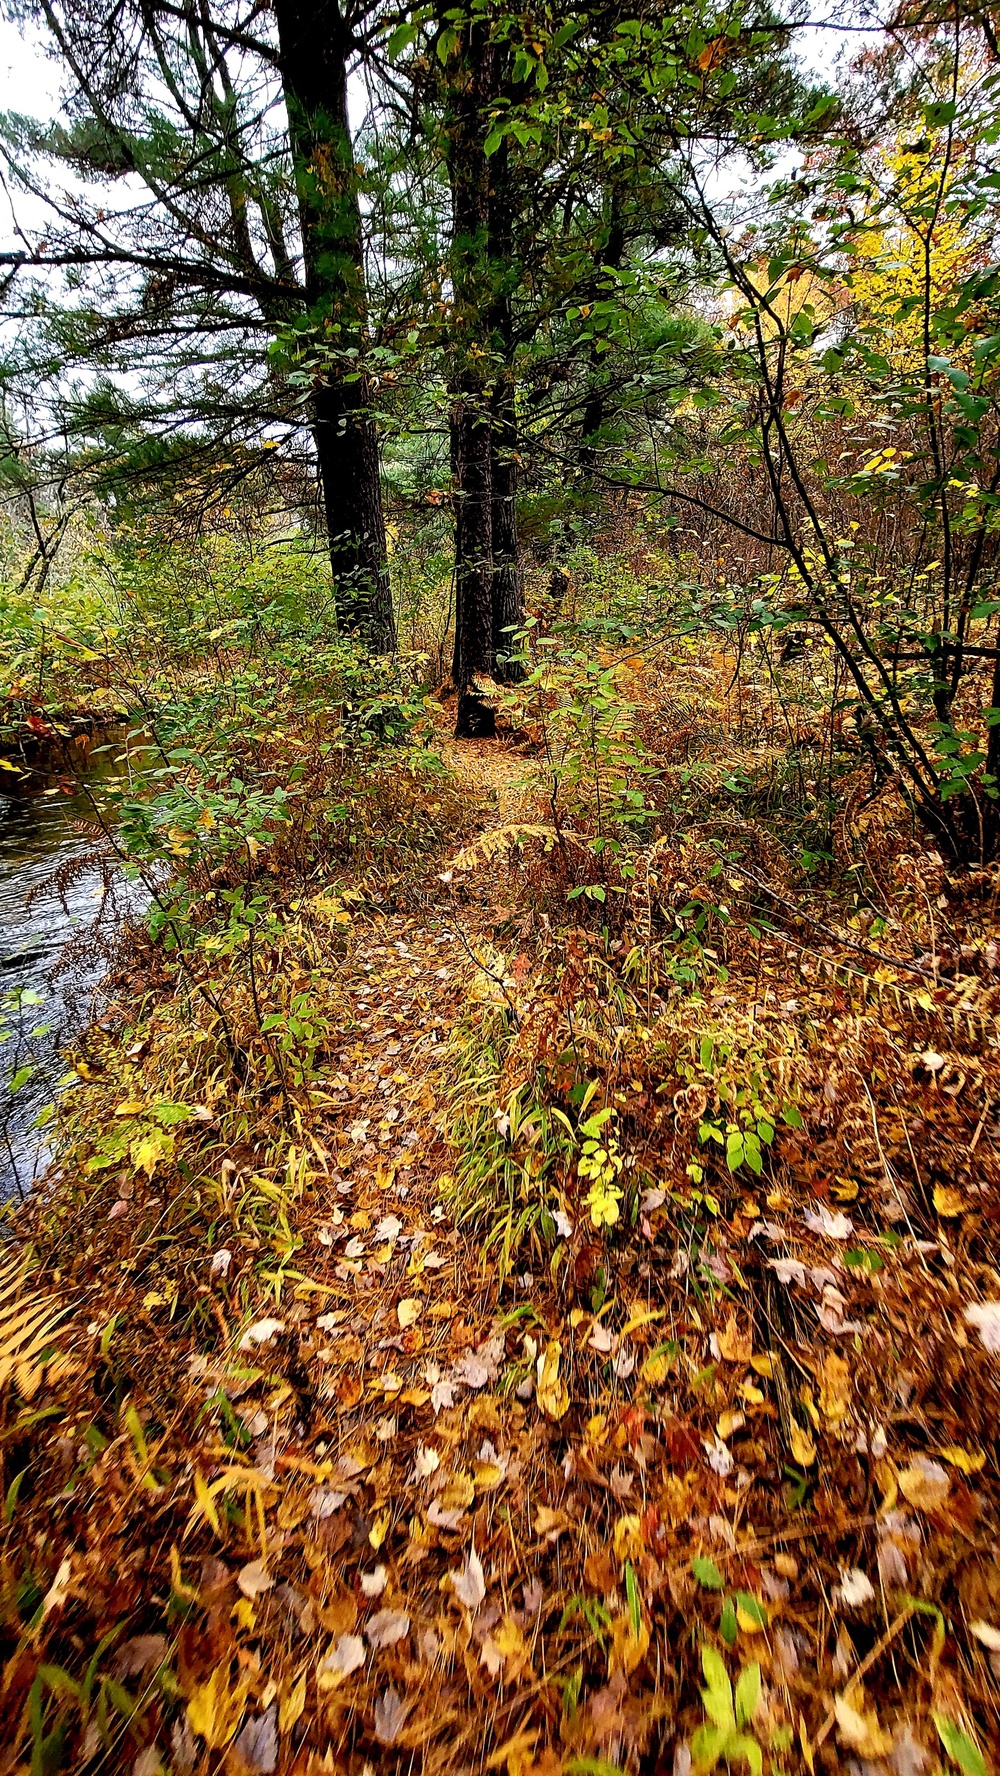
[451,390,496,736]
[442,12,497,734]
[272,0,395,652]
[487,133,524,684]
[490,375,524,681]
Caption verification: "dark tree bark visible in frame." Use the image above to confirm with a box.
[487,132,525,685]
[272,0,396,652]
[490,375,524,683]
[442,13,498,736]
[451,390,496,736]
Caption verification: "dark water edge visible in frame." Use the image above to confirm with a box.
[0,732,149,1201]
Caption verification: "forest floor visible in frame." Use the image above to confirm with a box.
[2,702,1000,1776]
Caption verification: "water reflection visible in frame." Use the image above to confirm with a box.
[0,735,149,1199]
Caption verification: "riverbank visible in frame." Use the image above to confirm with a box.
[1,648,999,1773]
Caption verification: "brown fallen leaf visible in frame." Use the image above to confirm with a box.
[899,1457,951,1512]
[716,1314,752,1363]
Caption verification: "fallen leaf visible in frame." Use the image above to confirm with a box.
[819,1353,852,1427]
[969,1619,1000,1651]
[716,1410,745,1441]
[452,1546,486,1611]
[834,1567,876,1608]
[237,1560,274,1599]
[704,1435,733,1476]
[397,1297,422,1329]
[933,1185,965,1218]
[804,1205,854,1240]
[898,1457,950,1512]
[238,1318,285,1351]
[374,1685,410,1746]
[365,1612,408,1648]
[716,1314,752,1363]
[534,1504,571,1539]
[40,1555,73,1618]
[938,1444,985,1474]
[278,1673,306,1734]
[452,1350,490,1389]
[609,1607,650,1676]
[788,1422,816,1467]
[316,1634,365,1690]
[360,1565,388,1598]
[769,1257,807,1287]
[536,1339,569,1419]
[233,1704,278,1773]
[964,1301,1000,1351]
[186,1663,249,1748]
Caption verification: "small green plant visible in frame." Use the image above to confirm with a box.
[689,1645,764,1775]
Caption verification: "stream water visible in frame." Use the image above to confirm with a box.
[0,736,148,1201]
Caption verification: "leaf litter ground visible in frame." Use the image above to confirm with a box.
[1,724,1000,1776]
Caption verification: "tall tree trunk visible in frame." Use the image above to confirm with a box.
[490,375,524,682]
[451,388,496,736]
[272,0,395,652]
[442,12,497,735]
[487,132,524,684]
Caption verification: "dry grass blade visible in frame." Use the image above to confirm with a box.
[0,1250,74,1399]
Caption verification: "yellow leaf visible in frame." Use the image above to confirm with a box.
[279,1672,307,1734]
[736,1600,768,1634]
[933,1186,965,1218]
[369,1511,390,1550]
[186,1663,248,1749]
[642,1348,673,1384]
[739,1382,765,1405]
[716,1410,746,1441]
[609,1607,650,1676]
[484,1730,539,1772]
[192,1467,223,1539]
[613,1513,644,1562]
[493,1614,530,1675]
[114,1099,145,1116]
[750,1353,774,1378]
[534,1504,570,1537]
[474,1461,505,1491]
[789,1422,816,1467]
[621,1305,667,1338]
[536,1339,569,1420]
[938,1444,986,1475]
[396,1297,423,1329]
